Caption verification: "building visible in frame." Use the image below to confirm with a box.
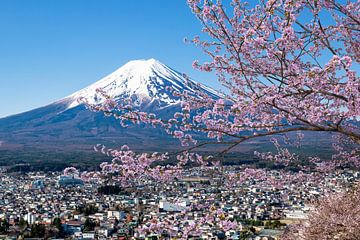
[25,213,36,224]
[58,176,84,187]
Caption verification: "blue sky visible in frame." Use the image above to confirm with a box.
[0,0,215,118]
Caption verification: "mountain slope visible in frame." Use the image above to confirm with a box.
[65,58,218,109]
[0,59,218,153]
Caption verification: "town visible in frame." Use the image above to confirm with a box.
[0,167,358,240]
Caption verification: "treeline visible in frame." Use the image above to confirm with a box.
[237,218,286,229]
[1,142,342,173]
[75,204,99,216]
[97,185,123,195]
[1,149,105,173]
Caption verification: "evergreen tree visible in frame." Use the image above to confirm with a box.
[84,218,96,231]
[0,219,9,233]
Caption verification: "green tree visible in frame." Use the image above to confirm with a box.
[52,217,65,237]
[30,224,46,237]
[0,219,9,233]
[84,218,96,231]
[52,217,62,230]
[19,218,27,228]
[76,204,98,216]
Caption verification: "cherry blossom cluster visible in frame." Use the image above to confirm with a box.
[283,185,360,239]
[63,167,79,177]
[93,144,180,187]
[223,167,331,191]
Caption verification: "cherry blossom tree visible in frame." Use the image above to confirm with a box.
[282,185,360,240]
[85,0,359,168]
[184,0,359,164]
[75,0,359,238]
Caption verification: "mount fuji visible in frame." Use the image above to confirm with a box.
[65,58,218,109]
[0,59,219,155]
[0,59,333,167]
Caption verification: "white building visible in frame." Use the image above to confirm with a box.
[25,212,36,224]
[285,210,308,219]
[159,201,187,212]
[107,210,124,220]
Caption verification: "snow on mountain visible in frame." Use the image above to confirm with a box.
[0,58,223,153]
[64,58,218,109]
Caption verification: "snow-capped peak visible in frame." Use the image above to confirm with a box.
[64,58,218,109]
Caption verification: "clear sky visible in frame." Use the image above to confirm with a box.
[0,0,216,118]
